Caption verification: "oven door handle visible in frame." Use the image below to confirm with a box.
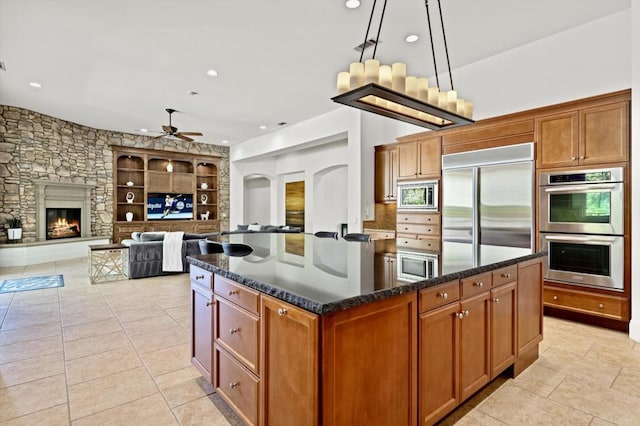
[543,234,618,243]
[543,184,617,193]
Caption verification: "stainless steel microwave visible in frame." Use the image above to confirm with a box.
[397,250,439,282]
[397,180,438,211]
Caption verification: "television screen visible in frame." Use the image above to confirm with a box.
[147,193,193,220]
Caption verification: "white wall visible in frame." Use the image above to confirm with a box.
[313,165,348,234]
[243,177,271,225]
[629,3,639,341]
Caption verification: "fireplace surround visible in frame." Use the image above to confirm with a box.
[34,180,93,241]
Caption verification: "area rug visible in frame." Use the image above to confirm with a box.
[0,274,64,294]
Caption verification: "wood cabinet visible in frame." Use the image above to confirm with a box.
[375,145,398,203]
[490,280,517,379]
[112,147,221,243]
[261,295,319,426]
[374,253,398,290]
[398,136,441,180]
[536,101,629,169]
[190,266,214,384]
[396,212,441,253]
[543,284,629,322]
[517,258,543,355]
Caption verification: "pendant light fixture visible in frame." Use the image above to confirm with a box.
[332,0,474,130]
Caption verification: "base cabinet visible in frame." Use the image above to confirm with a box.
[190,266,214,384]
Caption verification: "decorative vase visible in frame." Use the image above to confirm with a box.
[125,212,134,222]
[7,228,22,241]
[200,182,208,190]
[125,191,135,203]
[201,194,208,204]
[126,181,134,186]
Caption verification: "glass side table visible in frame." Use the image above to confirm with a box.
[89,244,129,284]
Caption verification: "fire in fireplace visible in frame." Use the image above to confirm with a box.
[46,208,81,240]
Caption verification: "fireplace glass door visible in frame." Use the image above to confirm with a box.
[46,208,81,240]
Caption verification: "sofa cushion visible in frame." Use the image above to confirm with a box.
[262,225,279,232]
[139,232,167,242]
[237,224,249,231]
[247,224,261,232]
[182,232,203,240]
[131,232,142,241]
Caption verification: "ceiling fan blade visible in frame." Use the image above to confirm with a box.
[162,125,172,133]
[176,132,203,136]
[175,134,194,142]
[152,134,167,139]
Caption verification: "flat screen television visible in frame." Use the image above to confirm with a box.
[147,193,193,220]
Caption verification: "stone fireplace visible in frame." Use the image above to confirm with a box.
[34,181,93,241]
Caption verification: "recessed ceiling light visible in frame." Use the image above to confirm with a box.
[259,125,267,130]
[29,81,42,88]
[405,34,419,43]
[187,91,198,95]
[140,128,148,132]
[206,69,218,77]
[345,0,360,9]
[222,140,229,144]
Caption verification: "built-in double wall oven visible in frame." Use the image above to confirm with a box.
[538,167,624,291]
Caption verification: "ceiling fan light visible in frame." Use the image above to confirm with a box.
[206,69,218,77]
[345,0,360,9]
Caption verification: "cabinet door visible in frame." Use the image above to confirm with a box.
[260,296,319,426]
[147,170,171,193]
[517,258,543,355]
[490,281,517,379]
[388,148,398,200]
[375,149,391,202]
[417,137,441,178]
[172,172,194,193]
[191,282,214,384]
[536,112,579,169]
[459,291,491,401]
[579,102,629,165]
[398,141,419,179]
[419,302,459,426]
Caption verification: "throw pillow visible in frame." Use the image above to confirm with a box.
[237,224,249,231]
[131,232,142,241]
[247,224,262,232]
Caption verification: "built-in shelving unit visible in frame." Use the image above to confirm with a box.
[112,146,221,243]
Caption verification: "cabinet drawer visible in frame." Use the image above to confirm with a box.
[461,273,492,298]
[368,231,396,240]
[215,296,260,375]
[492,266,518,287]
[215,275,260,315]
[396,237,440,252]
[544,286,628,321]
[215,346,259,426]
[397,223,440,236]
[419,280,460,313]
[397,212,441,225]
[190,265,213,289]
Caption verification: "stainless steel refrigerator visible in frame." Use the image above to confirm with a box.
[441,143,534,273]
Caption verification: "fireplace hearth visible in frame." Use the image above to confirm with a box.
[46,208,81,240]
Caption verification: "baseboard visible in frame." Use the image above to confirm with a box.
[630,318,640,342]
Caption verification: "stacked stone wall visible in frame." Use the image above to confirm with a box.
[0,105,229,243]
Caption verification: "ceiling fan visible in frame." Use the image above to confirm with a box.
[153,108,203,142]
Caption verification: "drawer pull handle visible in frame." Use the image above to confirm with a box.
[438,292,448,299]
[492,298,500,303]
[404,227,409,230]
[229,328,240,334]
[228,290,239,296]
[456,312,464,319]
[404,241,408,244]
[195,275,204,280]
[473,282,484,288]
[229,382,239,389]
[206,301,213,307]
[553,295,558,300]
[278,308,288,316]
[463,310,469,317]
[501,273,511,278]
[571,156,576,161]
[599,303,604,308]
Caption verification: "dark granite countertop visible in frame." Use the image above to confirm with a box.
[187,233,546,315]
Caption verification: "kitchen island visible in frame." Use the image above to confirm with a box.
[188,233,545,426]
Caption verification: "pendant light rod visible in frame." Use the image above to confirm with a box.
[424,0,440,89]
[437,0,455,91]
[372,0,389,59]
[358,0,378,62]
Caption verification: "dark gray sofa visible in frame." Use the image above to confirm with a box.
[221,224,301,235]
[121,232,220,279]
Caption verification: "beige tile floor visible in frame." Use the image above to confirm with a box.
[1,258,639,425]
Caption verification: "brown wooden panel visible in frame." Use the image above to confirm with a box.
[417,136,441,178]
[490,281,517,379]
[443,120,534,146]
[535,112,579,169]
[580,101,629,165]
[172,172,194,193]
[398,140,418,179]
[460,272,492,299]
[147,170,171,192]
[459,291,491,401]
[322,292,417,426]
[191,282,214,384]
[215,296,260,375]
[261,296,319,426]
[492,265,518,288]
[375,149,390,203]
[442,133,534,155]
[190,265,213,290]
[517,258,543,355]
[397,212,441,225]
[215,346,259,426]
[544,285,628,321]
[419,280,460,313]
[396,236,440,252]
[419,302,460,425]
[214,275,260,315]
[397,223,440,236]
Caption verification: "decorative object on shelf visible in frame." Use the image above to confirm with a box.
[6,216,23,242]
[200,182,208,190]
[201,211,210,221]
[125,212,134,222]
[332,0,474,130]
[125,191,135,203]
[126,181,134,186]
[201,194,208,204]
[166,160,173,173]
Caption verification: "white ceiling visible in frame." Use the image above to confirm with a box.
[0,0,630,146]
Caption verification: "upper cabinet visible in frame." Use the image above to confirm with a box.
[536,101,629,169]
[374,145,397,203]
[398,136,441,180]
[148,158,194,193]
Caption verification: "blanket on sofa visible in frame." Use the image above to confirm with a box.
[163,231,184,271]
